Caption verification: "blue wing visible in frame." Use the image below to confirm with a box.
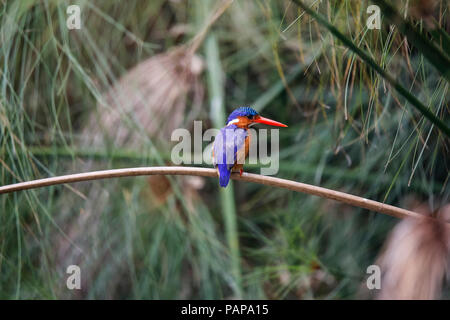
[213,125,247,187]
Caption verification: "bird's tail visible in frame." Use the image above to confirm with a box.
[217,164,231,187]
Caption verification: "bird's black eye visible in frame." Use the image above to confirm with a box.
[247,115,254,120]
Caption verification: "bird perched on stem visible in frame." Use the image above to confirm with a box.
[212,107,287,187]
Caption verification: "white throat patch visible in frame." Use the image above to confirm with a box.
[226,118,239,126]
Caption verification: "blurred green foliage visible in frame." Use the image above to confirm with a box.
[0,0,448,299]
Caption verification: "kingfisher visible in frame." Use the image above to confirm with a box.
[212,107,287,187]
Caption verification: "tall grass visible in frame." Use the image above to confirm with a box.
[0,0,448,299]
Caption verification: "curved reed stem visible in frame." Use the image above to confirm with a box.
[0,166,422,220]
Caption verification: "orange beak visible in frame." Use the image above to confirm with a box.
[253,116,288,127]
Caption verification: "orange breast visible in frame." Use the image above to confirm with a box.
[232,131,251,171]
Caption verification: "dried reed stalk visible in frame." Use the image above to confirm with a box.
[0,166,424,220]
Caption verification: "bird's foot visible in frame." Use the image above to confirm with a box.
[240,168,243,176]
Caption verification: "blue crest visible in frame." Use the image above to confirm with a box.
[227,107,258,124]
